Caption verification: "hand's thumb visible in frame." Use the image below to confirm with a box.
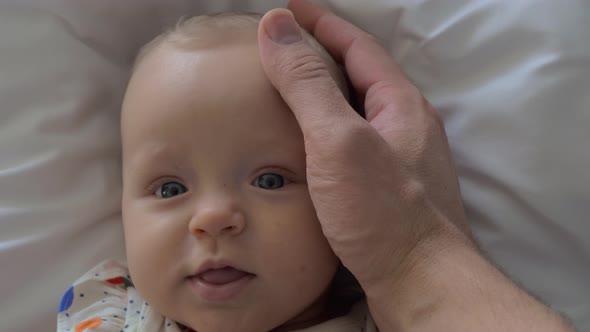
[257,9,354,136]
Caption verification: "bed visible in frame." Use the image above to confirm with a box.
[0,0,588,330]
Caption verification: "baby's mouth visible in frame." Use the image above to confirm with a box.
[189,266,256,301]
[195,266,254,285]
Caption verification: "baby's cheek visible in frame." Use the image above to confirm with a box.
[124,232,180,321]
[122,219,153,269]
[123,213,172,294]
[124,235,154,294]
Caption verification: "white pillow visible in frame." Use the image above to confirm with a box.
[0,0,588,330]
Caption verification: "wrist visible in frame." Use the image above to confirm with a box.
[362,226,574,332]
[364,218,475,296]
[363,225,478,331]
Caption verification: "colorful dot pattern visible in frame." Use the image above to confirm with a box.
[56,260,183,331]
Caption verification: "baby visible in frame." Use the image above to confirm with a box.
[57,12,374,332]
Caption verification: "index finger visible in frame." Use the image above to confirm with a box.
[288,0,416,97]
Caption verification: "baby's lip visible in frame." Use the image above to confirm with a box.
[188,262,256,301]
[196,267,253,285]
[192,260,254,279]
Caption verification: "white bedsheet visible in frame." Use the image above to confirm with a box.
[0,0,588,330]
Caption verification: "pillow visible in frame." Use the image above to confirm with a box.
[0,0,588,330]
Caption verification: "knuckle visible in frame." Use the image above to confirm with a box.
[427,102,445,129]
[400,179,428,208]
[309,120,365,151]
[371,82,442,136]
[366,81,424,116]
[331,121,382,154]
[368,81,397,104]
[397,86,425,110]
[278,51,332,85]
[364,31,380,44]
[423,99,445,136]
[356,26,380,45]
[366,31,377,40]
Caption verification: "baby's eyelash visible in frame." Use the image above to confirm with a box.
[255,166,297,182]
[145,177,183,195]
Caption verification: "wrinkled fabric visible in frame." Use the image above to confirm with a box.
[1,1,589,331]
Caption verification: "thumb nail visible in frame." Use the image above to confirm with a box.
[265,10,302,45]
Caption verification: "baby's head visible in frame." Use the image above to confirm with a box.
[121,12,357,332]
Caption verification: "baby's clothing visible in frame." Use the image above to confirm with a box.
[57,260,378,332]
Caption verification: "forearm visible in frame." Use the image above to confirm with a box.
[365,233,574,332]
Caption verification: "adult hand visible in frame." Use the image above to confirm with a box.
[257,1,574,331]
[258,0,469,300]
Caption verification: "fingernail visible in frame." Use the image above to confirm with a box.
[265,10,302,45]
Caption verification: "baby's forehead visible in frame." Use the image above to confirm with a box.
[133,13,260,69]
[122,44,301,150]
[123,12,349,153]
[131,12,347,97]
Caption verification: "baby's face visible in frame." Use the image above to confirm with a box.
[121,38,339,331]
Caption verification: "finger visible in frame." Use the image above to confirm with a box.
[257,8,361,137]
[288,0,421,120]
[288,0,408,90]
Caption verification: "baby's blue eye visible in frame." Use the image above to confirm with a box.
[255,173,286,190]
[155,181,187,198]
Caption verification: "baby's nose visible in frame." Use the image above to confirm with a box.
[189,205,246,238]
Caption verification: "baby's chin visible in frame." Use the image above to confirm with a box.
[174,305,328,332]
[178,315,280,332]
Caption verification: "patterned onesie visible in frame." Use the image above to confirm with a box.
[57,260,378,332]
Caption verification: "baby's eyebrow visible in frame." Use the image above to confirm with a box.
[125,143,181,173]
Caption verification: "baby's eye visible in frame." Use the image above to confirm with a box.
[254,173,286,190]
[155,181,187,198]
